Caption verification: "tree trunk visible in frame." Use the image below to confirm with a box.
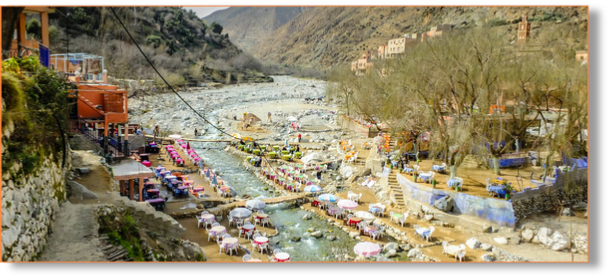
[2,7,24,58]
[492,156,501,175]
[449,165,457,179]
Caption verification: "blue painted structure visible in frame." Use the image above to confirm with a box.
[396,174,516,227]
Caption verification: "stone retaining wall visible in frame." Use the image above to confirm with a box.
[2,154,70,261]
[396,174,516,227]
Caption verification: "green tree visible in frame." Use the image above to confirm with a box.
[211,22,223,34]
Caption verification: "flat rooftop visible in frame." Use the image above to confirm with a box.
[111,159,155,180]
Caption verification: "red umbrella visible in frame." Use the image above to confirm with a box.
[186,142,191,150]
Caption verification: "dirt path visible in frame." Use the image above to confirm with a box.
[39,203,106,261]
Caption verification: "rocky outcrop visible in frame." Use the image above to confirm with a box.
[2,154,70,261]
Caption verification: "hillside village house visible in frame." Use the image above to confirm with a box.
[351,51,375,76]
[8,7,53,64]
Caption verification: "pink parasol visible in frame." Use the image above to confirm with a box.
[353,242,381,257]
[337,199,359,210]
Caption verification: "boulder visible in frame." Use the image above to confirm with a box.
[383,242,399,253]
[561,208,575,216]
[77,167,90,174]
[407,248,421,258]
[537,227,553,246]
[480,243,493,251]
[494,237,508,245]
[466,238,481,249]
[433,195,454,212]
[550,231,570,251]
[67,181,98,200]
[481,254,495,262]
[385,249,398,258]
[482,224,492,233]
[326,235,336,241]
[521,229,535,243]
[302,214,312,220]
[310,230,323,238]
[291,236,301,242]
[572,202,587,211]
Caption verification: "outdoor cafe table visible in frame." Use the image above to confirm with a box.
[254,236,269,245]
[209,226,226,239]
[176,158,185,165]
[364,225,378,236]
[295,175,305,182]
[287,183,296,191]
[221,237,239,253]
[391,213,404,223]
[288,170,296,177]
[242,224,256,232]
[403,167,414,174]
[170,151,178,155]
[418,172,432,183]
[171,154,180,159]
[256,212,268,220]
[275,252,290,262]
[200,213,215,225]
[347,217,362,226]
[328,206,341,216]
[445,244,463,256]
[488,186,506,197]
[447,179,462,189]
[415,227,431,238]
[432,165,446,172]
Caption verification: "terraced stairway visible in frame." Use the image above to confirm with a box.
[388,170,406,208]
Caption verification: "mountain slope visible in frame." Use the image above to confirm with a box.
[48,7,271,84]
[203,7,312,52]
[250,6,587,69]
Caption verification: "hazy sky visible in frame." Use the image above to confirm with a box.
[188,7,230,18]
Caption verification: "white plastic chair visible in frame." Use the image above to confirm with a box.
[242,255,252,262]
[455,250,466,262]
[229,216,235,227]
[261,218,271,227]
[441,241,449,255]
[227,242,238,256]
[399,214,408,227]
[245,229,254,240]
[217,238,224,253]
[273,249,282,256]
[259,243,269,254]
[197,216,205,228]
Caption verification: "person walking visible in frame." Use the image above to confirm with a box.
[268,112,272,123]
[194,128,198,137]
[298,134,302,143]
[316,169,322,180]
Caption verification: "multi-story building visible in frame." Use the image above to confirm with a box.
[517,14,531,44]
[377,45,388,59]
[350,51,374,76]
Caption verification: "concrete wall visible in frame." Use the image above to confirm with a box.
[396,174,516,227]
[2,154,70,261]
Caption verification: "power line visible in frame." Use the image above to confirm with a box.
[109,7,290,183]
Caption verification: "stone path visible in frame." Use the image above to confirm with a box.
[39,203,106,261]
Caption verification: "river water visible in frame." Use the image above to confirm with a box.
[169,76,408,261]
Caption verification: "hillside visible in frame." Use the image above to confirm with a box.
[203,7,311,52]
[247,6,587,69]
[48,7,272,85]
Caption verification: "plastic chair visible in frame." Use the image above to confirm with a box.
[217,238,224,253]
[455,250,466,262]
[261,218,271,227]
[229,216,235,227]
[223,234,232,240]
[244,230,254,240]
[197,216,205,228]
[243,255,252,262]
[273,249,282,256]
